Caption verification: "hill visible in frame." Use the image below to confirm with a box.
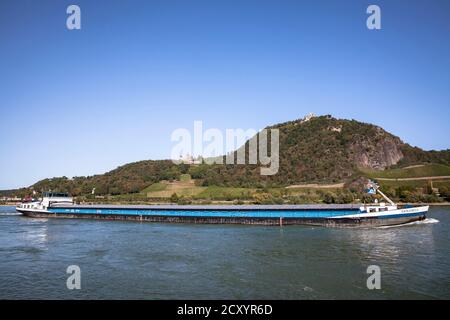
[183,115,450,187]
[6,115,450,203]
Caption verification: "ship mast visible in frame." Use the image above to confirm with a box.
[375,187,396,206]
[368,181,396,206]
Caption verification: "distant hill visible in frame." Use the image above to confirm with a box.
[7,115,450,198]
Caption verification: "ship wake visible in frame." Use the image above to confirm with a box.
[377,218,439,229]
[0,212,22,216]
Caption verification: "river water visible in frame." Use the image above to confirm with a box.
[0,206,449,299]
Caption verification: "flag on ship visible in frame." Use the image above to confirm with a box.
[366,187,376,194]
[366,180,378,194]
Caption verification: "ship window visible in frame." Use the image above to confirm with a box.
[44,192,69,198]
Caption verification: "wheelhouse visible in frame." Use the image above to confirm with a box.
[42,192,70,198]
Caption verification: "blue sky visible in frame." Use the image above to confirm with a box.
[0,0,449,189]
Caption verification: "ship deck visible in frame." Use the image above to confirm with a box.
[50,203,362,211]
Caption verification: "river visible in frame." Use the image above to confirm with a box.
[0,206,449,299]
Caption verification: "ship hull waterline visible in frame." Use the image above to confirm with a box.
[16,207,427,228]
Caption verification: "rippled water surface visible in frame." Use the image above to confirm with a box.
[0,206,449,299]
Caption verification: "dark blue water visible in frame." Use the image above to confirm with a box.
[0,206,449,299]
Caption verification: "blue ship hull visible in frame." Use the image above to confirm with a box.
[17,204,427,227]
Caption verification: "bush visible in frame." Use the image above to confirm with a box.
[177,196,192,205]
[170,193,179,203]
[439,187,450,201]
[322,192,336,204]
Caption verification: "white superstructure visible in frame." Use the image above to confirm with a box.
[333,182,429,219]
[16,192,73,213]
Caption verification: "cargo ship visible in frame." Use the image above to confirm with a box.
[16,185,428,227]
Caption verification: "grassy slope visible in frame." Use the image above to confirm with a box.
[141,182,167,193]
[195,186,255,200]
[377,179,450,189]
[361,163,450,190]
[142,175,351,201]
[361,164,450,179]
[145,183,254,200]
[142,175,202,198]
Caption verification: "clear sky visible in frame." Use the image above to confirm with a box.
[1,0,449,189]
